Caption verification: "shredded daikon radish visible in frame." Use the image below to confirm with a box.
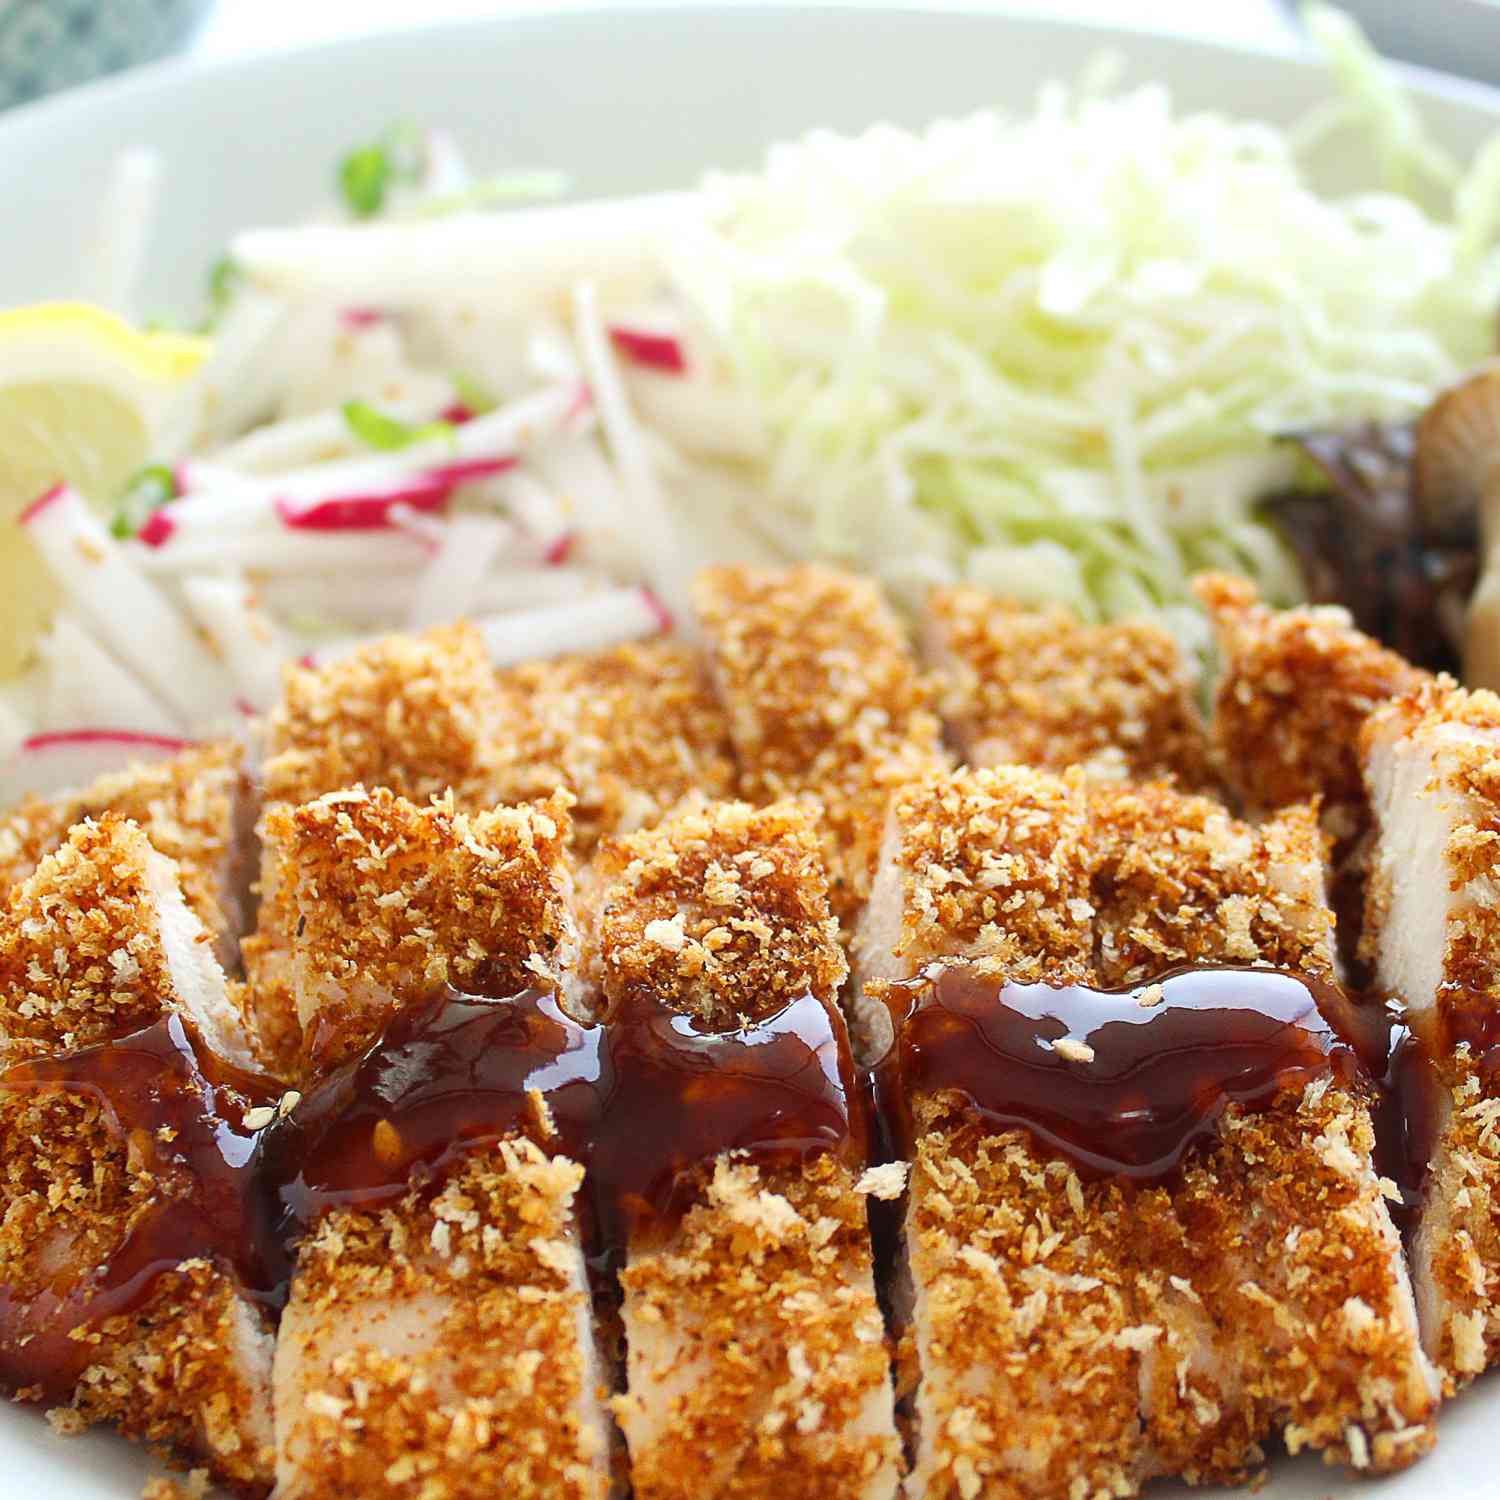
[83,146,162,322]
[37,615,182,737]
[478,585,668,666]
[22,487,238,726]
[572,281,691,627]
[233,193,702,308]
[405,512,509,628]
[179,574,290,713]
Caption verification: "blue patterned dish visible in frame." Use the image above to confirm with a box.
[0,0,209,110]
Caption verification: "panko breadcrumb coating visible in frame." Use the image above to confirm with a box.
[0,815,256,1068]
[1089,780,1338,986]
[857,765,1434,1497]
[0,742,250,970]
[852,764,1095,1007]
[591,798,846,1026]
[693,564,949,928]
[259,622,509,813]
[491,640,738,856]
[922,587,1211,786]
[273,782,612,1500]
[274,1147,611,1500]
[1196,573,1428,830]
[262,785,579,1079]
[1361,679,1500,1384]
[246,623,512,1076]
[0,843,274,1492]
[596,799,901,1500]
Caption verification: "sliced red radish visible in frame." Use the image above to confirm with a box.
[23,728,193,753]
[6,728,196,803]
[137,510,176,548]
[17,483,65,527]
[609,325,687,374]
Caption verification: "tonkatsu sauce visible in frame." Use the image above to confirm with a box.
[274,985,855,1247]
[0,982,858,1394]
[0,1015,285,1399]
[1372,1021,1445,1236]
[877,963,1359,1181]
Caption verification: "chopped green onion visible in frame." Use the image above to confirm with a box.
[339,144,393,219]
[109,464,178,539]
[342,400,454,451]
[194,255,244,333]
[337,121,427,219]
[413,170,571,219]
[450,371,498,416]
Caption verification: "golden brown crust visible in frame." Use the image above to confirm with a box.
[1416,1055,1500,1381]
[693,564,949,925]
[877,766,1096,985]
[0,742,247,964]
[1359,680,1500,1384]
[1362,680,1500,1009]
[614,1156,899,1500]
[248,624,514,1076]
[1089,781,1338,986]
[261,623,508,813]
[280,1145,607,1500]
[0,817,182,1058]
[0,1088,274,1493]
[1196,573,1427,827]
[903,1107,1149,1500]
[263,786,577,1078]
[926,587,1212,787]
[592,799,846,1026]
[492,641,738,856]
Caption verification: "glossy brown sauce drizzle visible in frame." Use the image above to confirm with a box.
[0,1016,286,1400]
[273,986,856,1252]
[0,984,858,1395]
[1372,1020,1445,1237]
[876,963,1359,1180]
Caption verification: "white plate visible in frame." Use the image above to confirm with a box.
[0,5,1497,1494]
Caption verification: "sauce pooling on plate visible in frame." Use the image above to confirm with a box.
[877,963,1359,1180]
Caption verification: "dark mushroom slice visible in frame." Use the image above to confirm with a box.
[1412,365,1500,690]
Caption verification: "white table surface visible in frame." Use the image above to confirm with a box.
[193,0,1301,62]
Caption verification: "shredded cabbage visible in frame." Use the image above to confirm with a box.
[670,3,1500,635]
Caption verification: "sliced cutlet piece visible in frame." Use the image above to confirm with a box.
[1088,781,1338,988]
[0,814,257,1068]
[272,790,610,1500]
[0,740,253,971]
[852,766,1160,1500]
[491,639,738,857]
[1088,777,1437,1476]
[921,587,1211,786]
[0,816,273,1490]
[693,564,949,929]
[262,784,580,1079]
[1196,573,1428,830]
[595,799,901,1500]
[246,622,509,1075]
[1362,679,1500,1385]
[275,1147,611,1500]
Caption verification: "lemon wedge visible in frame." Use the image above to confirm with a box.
[0,303,208,677]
